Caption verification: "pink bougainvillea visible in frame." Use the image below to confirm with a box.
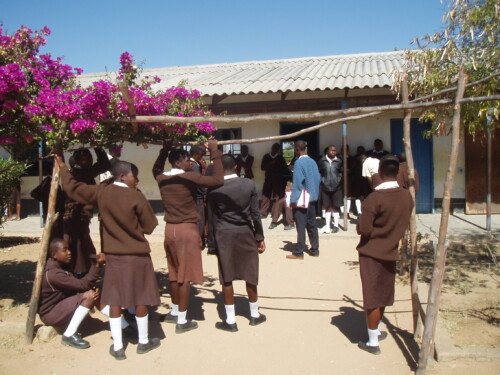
[0,26,216,150]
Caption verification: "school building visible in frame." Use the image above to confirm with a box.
[10,51,499,216]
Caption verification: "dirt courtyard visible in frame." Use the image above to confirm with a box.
[0,222,498,374]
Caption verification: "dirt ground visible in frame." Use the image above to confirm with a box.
[0,230,498,375]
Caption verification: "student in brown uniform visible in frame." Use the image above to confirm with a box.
[63,148,110,276]
[56,153,160,360]
[38,238,105,349]
[356,155,413,355]
[190,145,208,249]
[153,139,223,333]
[207,154,266,332]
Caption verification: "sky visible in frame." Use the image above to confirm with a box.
[1,0,448,74]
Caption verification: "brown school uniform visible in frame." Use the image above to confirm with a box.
[397,162,420,194]
[207,176,264,285]
[63,149,110,274]
[60,165,160,308]
[356,185,413,309]
[153,148,223,284]
[38,258,100,327]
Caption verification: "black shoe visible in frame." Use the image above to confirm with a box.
[159,312,177,324]
[137,337,161,354]
[175,320,198,334]
[357,341,381,355]
[331,226,339,233]
[308,251,320,257]
[122,325,138,340]
[249,314,267,326]
[215,321,238,332]
[61,334,90,349]
[268,222,278,229]
[109,344,127,360]
[284,224,295,230]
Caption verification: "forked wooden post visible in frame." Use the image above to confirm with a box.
[416,68,467,374]
[401,77,420,336]
[24,162,61,344]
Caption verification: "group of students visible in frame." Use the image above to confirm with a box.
[38,140,267,360]
[38,137,414,359]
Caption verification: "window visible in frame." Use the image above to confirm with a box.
[214,128,242,155]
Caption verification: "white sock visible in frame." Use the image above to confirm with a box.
[109,317,123,351]
[99,305,129,329]
[177,310,187,324]
[346,200,351,213]
[171,303,179,316]
[63,305,90,337]
[340,205,344,213]
[377,320,383,335]
[136,315,149,345]
[355,200,362,215]
[367,328,379,346]
[324,211,331,229]
[100,305,110,316]
[333,212,340,227]
[225,305,236,324]
[249,301,260,318]
[321,209,325,218]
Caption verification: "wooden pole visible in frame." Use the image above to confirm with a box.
[416,68,467,374]
[25,123,66,344]
[107,94,500,125]
[401,77,421,337]
[24,162,60,344]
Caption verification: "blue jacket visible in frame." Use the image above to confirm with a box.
[290,155,321,203]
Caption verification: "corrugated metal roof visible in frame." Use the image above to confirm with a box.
[78,51,404,96]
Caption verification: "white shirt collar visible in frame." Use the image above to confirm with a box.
[113,181,128,188]
[163,168,185,176]
[374,181,399,190]
[298,155,308,159]
[240,155,248,162]
[269,152,278,159]
[224,174,238,180]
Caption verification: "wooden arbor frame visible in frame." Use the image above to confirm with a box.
[24,73,499,374]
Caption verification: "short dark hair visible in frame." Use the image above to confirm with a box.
[49,238,64,255]
[295,140,306,151]
[168,149,190,167]
[221,154,237,171]
[398,152,407,163]
[112,160,133,180]
[374,139,383,144]
[189,145,205,157]
[379,155,399,177]
[73,149,92,162]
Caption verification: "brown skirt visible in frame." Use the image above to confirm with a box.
[164,223,203,284]
[359,253,396,310]
[40,293,84,327]
[215,226,259,285]
[101,254,160,308]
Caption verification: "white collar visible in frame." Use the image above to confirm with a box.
[163,168,185,176]
[269,152,278,159]
[224,174,238,180]
[113,181,128,188]
[326,155,337,163]
[374,181,399,190]
[240,154,248,162]
[298,155,308,159]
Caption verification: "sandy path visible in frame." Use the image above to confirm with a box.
[0,224,497,374]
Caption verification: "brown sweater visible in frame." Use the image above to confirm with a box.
[153,149,224,224]
[397,162,420,194]
[356,186,413,261]
[60,165,158,254]
[38,258,100,319]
